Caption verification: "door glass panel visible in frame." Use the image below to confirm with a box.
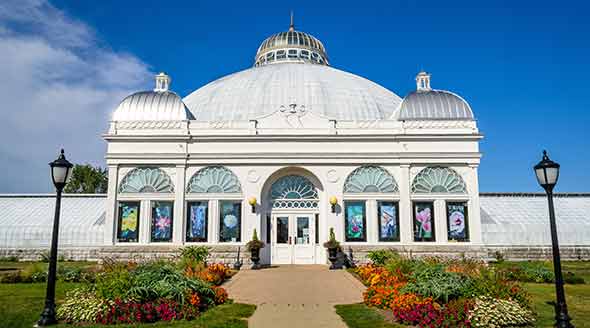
[277,217,289,244]
[296,217,310,244]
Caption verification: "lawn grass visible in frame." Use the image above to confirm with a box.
[0,281,255,328]
[335,303,405,328]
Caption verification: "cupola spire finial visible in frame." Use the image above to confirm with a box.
[154,72,171,92]
[416,71,431,91]
[289,11,294,31]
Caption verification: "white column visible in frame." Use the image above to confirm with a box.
[467,164,483,244]
[104,164,118,245]
[140,200,150,244]
[434,199,448,243]
[399,165,412,244]
[366,200,377,243]
[173,165,186,244]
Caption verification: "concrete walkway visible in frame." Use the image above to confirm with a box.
[224,265,365,328]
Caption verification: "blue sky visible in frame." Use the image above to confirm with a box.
[1,0,588,192]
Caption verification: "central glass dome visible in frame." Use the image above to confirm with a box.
[254,20,329,67]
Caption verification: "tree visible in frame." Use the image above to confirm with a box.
[64,164,108,193]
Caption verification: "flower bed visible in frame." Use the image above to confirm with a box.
[55,246,233,325]
[356,251,536,327]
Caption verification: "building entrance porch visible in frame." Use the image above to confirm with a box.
[271,213,316,264]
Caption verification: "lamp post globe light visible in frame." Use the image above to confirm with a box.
[534,150,573,328]
[38,149,73,326]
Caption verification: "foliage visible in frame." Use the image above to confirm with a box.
[64,164,108,193]
[245,229,265,251]
[0,256,18,262]
[0,279,253,328]
[180,246,210,265]
[212,286,229,305]
[469,296,535,327]
[127,261,216,306]
[401,264,468,302]
[56,286,110,323]
[367,249,400,266]
[355,253,540,327]
[564,271,585,284]
[323,227,340,249]
[95,263,135,301]
[19,263,47,282]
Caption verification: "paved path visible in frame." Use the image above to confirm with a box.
[224,265,365,328]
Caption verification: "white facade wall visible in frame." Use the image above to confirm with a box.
[104,119,483,264]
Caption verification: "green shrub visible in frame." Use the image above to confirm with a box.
[0,255,18,262]
[384,254,418,276]
[95,265,134,301]
[57,286,110,323]
[401,264,468,302]
[0,271,22,283]
[20,263,47,282]
[128,261,216,305]
[461,266,532,309]
[367,249,399,266]
[469,295,535,327]
[180,246,210,264]
[58,266,82,282]
[564,271,585,284]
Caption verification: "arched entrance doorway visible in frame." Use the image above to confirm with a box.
[264,173,321,264]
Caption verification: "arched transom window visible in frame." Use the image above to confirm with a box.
[411,167,467,193]
[270,175,318,209]
[344,165,398,193]
[186,166,242,193]
[119,167,174,193]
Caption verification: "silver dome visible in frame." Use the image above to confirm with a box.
[254,19,328,67]
[113,91,194,121]
[398,72,474,121]
[183,63,401,121]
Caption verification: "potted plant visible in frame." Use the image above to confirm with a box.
[323,228,341,269]
[246,229,264,269]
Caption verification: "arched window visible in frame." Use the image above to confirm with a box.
[186,166,242,193]
[119,167,174,193]
[411,167,467,193]
[270,175,318,209]
[343,166,398,193]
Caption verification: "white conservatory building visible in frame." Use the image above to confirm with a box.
[1,23,589,263]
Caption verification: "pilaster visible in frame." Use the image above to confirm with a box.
[104,165,118,245]
[399,165,412,244]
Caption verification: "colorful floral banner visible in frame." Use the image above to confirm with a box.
[447,202,468,241]
[414,202,434,241]
[378,202,399,241]
[187,202,208,242]
[219,201,241,242]
[118,202,139,242]
[345,202,366,241]
[151,201,173,242]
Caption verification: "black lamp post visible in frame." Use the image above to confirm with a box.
[534,150,573,328]
[37,149,73,326]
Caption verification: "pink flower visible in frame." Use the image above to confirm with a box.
[422,221,431,233]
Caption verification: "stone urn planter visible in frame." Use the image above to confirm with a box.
[323,228,341,270]
[246,229,264,270]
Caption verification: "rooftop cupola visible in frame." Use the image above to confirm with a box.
[254,13,329,67]
[154,72,171,92]
[416,71,432,91]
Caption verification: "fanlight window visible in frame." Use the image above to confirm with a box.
[343,166,398,193]
[270,175,318,209]
[119,167,174,193]
[411,167,467,194]
[186,166,242,193]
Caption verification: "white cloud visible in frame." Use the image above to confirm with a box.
[0,0,152,192]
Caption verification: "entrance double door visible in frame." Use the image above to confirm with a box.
[272,213,315,264]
